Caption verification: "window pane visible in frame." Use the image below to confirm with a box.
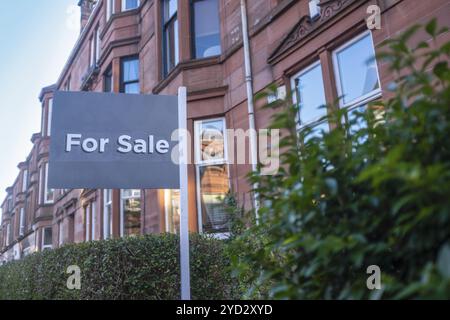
[163,0,177,20]
[122,196,141,236]
[335,33,380,105]
[104,67,113,92]
[125,0,139,10]
[166,190,180,234]
[199,119,225,162]
[124,82,140,94]
[199,165,230,233]
[164,18,178,74]
[123,58,139,82]
[193,0,221,58]
[43,228,52,246]
[295,63,327,126]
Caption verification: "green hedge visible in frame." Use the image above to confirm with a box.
[0,233,239,300]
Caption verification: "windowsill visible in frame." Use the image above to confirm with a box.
[153,55,221,94]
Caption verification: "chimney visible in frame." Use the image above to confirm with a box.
[78,0,96,33]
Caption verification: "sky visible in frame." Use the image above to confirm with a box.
[0,0,80,216]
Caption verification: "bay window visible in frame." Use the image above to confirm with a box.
[162,0,178,76]
[103,189,113,239]
[120,189,141,237]
[194,118,230,234]
[192,0,221,59]
[120,56,140,94]
[291,61,328,135]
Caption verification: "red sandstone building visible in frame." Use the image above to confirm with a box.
[1,0,449,263]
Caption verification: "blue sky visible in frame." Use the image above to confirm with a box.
[0,1,80,213]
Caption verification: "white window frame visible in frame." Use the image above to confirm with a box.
[119,189,141,237]
[290,60,328,131]
[194,118,230,236]
[44,163,54,204]
[22,169,28,193]
[332,31,382,113]
[122,0,140,11]
[194,117,229,166]
[19,208,25,237]
[46,98,53,136]
[103,189,113,239]
[42,226,53,250]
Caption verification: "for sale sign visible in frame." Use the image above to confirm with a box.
[48,91,179,189]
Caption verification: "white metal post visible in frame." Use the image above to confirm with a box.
[178,86,191,300]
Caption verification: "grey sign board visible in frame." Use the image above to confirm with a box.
[48,91,179,189]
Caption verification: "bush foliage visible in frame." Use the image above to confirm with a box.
[230,21,450,299]
[0,234,238,300]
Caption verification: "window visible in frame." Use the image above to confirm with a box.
[192,0,221,59]
[58,222,64,246]
[65,76,71,91]
[120,56,140,94]
[46,98,53,136]
[6,224,10,246]
[194,118,230,234]
[120,189,141,237]
[103,189,113,239]
[106,0,115,20]
[104,65,113,92]
[41,104,45,136]
[164,189,180,234]
[42,227,53,250]
[333,31,381,110]
[90,36,95,68]
[84,204,91,241]
[22,169,28,193]
[291,61,328,134]
[43,163,54,204]
[162,0,178,76]
[39,166,44,205]
[19,208,25,236]
[91,201,97,240]
[95,26,101,63]
[122,0,139,11]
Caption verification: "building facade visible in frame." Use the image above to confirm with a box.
[1,0,449,263]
